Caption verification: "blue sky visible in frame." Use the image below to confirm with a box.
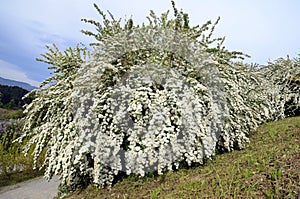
[0,0,299,87]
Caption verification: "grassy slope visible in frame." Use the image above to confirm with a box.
[0,108,23,120]
[65,116,300,199]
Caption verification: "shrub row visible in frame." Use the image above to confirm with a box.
[18,1,300,191]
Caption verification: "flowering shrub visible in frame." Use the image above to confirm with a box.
[19,1,299,191]
[263,56,300,117]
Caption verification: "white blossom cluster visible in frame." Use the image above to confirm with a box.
[19,9,300,190]
[263,57,300,117]
[71,59,215,187]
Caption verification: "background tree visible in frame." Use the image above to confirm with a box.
[0,85,31,109]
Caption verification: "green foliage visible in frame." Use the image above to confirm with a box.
[0,120,23,150]
[0,120,28,175]
[0,85,31,109]
[0,119,44,186]
[0,108,24,120]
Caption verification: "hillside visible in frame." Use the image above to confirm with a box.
[0,85,31,110]
[0,77,37,91]
[64,116,300,199]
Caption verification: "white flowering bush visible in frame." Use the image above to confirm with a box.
[19,1,299,191]
[263,56,300,117]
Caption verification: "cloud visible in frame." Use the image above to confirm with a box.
[0,59,40,87]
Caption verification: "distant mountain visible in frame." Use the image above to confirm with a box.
[0,77,38,91]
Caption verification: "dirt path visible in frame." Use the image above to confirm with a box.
[0,176,59,199]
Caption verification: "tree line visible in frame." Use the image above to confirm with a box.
[0,85,31,109]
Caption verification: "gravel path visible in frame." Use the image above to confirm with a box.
[0,176,60,199]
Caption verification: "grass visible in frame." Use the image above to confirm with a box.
[0,108,24,120]
[0,145,45,187]
[0,109,44,188]
[64,116,300,199]
[0,168,44,187]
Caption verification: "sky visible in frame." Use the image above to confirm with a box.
[0,0,299,87]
